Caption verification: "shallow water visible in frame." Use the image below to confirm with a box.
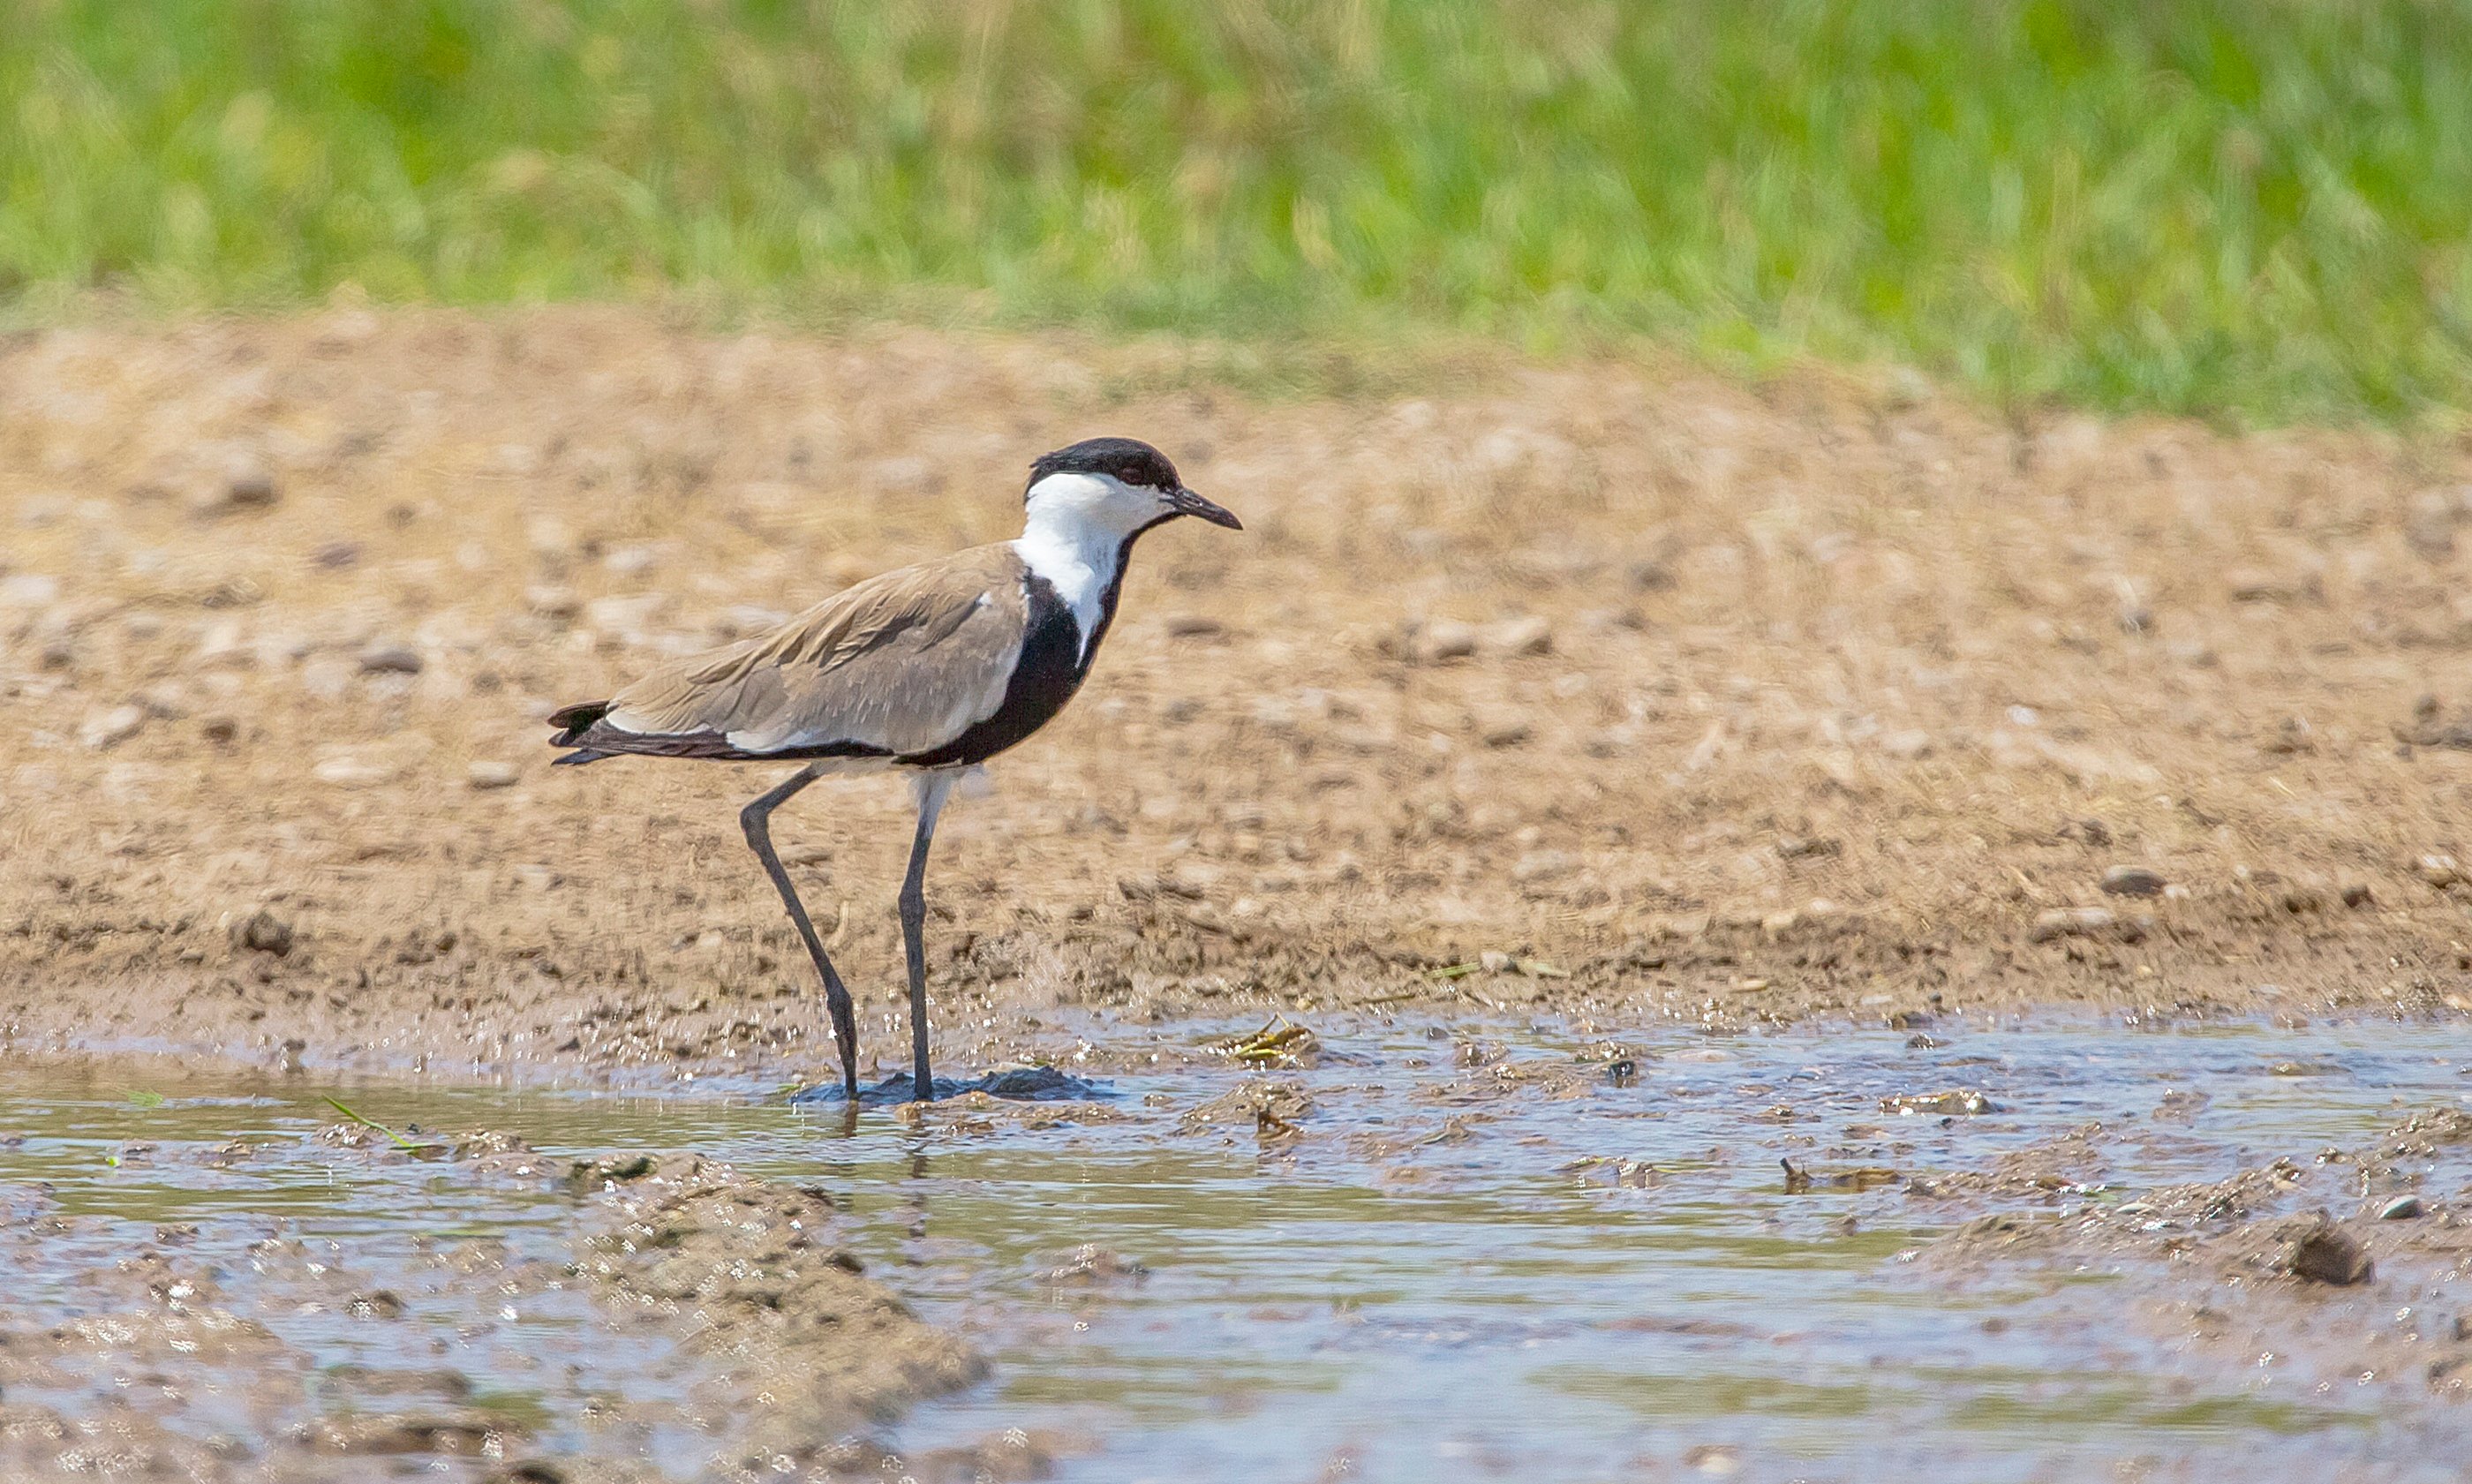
[4,1014,2470,1481]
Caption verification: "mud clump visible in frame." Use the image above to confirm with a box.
[298,1408,518,1456]
[578,1160,984,1464]
[1179,1080,1315,1138]
[2280,1216,2374,1286]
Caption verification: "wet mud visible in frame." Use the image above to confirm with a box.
[0,1013,2468,1479]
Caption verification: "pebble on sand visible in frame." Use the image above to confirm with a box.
[356,641,424,674]
[2380,1194,2425,1220]
[2099,865,2167,898]
[189,462,279,517]
[1481,614,1554,657]
[2027,906,2114,942]
[79,704,147,750]
[468,760,521,790]
[525,585,582,621]
[1413,619,1480,664]
[230,909,294,957]
[312,756,393,787]
[0,572,60,608]
[1477,712,1534,748]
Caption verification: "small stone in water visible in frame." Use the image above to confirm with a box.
[2381,1195,2424,1220]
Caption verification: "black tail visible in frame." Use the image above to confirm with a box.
[547,699,611,748]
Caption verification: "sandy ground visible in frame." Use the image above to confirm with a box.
[3,307,2472,1086]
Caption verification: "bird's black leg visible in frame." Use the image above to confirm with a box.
[740,765,861,1101]
[898,771,956,1103]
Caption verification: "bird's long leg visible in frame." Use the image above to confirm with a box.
[899,770,958,1103]
[739,765,862,1100]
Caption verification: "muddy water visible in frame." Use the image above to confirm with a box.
[3,1016,2470,1482]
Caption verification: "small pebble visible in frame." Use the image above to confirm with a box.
[1477,712,1533,748]
[2381,1195,2424,1220]
[79,704,146,750]
[526,584,582,621]
[312,756,392,787]
[2100,865,2167,898]
[467,760,521,791]
[225,467,278,508]
[1416,619,1479,664]
[603,544,660,576]
[1482,614,1554,657]
[230,909,293,958]
[0,573,60,607]
[1878,728,1933,759]
[2027,906,2114,943]
[187,463,278,517]
[357,641,423,674]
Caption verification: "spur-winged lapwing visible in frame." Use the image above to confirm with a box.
[547,438,1240,1103]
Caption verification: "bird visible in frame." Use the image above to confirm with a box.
[546,437,1240,1104]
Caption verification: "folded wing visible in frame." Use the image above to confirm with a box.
[554,545,1029,762]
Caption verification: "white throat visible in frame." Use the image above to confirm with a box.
[1012,471,1152,660]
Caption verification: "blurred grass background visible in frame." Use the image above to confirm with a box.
[4,0,2470,422]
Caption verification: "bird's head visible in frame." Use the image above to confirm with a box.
[1021,437,1242,544]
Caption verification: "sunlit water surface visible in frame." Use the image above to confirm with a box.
[4,1015,2469,1481]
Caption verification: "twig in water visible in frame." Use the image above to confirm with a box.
[322,1096,433,1153]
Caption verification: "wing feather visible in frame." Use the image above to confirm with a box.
[597,545,1026,757]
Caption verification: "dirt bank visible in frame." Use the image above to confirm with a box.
[4,309,2471,1083]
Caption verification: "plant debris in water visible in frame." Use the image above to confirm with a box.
[1220,1015,1321,1068]
[1880,1090,2001,1117]
[1781,1158,1903,1194]
[320,1096,442,1156]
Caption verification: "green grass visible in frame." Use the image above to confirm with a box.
[5,0,2472,422]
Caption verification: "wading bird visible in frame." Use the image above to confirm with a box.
[547,438,1240,1103]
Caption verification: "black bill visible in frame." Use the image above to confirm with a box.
[1167,486,1243,530]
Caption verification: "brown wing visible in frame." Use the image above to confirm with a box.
[574,544,1030,759]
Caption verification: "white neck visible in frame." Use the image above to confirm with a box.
[1012,471,1156,661]
[1014,504,1127,663]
